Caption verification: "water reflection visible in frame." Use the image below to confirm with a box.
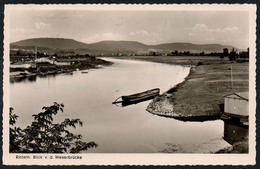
[10,76,37,83]
[223,119,248,153]
[113,98,154,107]
[10,72,75,84]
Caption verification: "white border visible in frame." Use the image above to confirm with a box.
[3,4,257,165]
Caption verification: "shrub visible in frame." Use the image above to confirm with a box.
[197,62,204,66]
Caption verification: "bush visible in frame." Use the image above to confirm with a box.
[10,102,97,153]
[197,62,204,66]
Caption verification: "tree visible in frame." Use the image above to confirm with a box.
[220,48,229,59]
[239,51,248,59]
[223,48,229,56]
[10,102,97,153]
[171,50,178,56]
[16,50,21,56]
[9,107,22,153]
[228,48,238,61]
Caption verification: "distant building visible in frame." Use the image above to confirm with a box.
[10,63,32,69]
[35,57,53,64]
[54,60,71,66]
[224,92,249,118]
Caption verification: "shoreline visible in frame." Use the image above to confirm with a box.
[113,56,249,122]
[10,58,113,82]
[146,64,223,121]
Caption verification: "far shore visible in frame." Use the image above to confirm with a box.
[10,57,113,82]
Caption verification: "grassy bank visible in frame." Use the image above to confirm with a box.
[116,55,249,121]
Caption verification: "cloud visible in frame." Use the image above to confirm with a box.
[130,30,149,36]
[34,22,51,29]
[186,24,239,35]
[81,32,126,43]
[102,32,124,40]
[188,24,208,32]
[11,28,34,34]
[184,24,245,48]
[10,28,36,42]
[222,26,239,32]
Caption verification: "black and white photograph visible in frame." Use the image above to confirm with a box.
[3,4,256,165]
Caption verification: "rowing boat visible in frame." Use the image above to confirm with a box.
[112,88,160,106]
[122,88,160,103]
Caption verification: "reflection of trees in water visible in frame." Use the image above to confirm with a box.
[10,73,61,83]
[223,119,248,153]
[10,76,37,83]
[159,119,249,153]
[27,76,37,82]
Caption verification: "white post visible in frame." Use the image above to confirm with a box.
[231,65,233,89]
[35,46,37,59]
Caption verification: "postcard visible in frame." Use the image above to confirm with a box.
[3,4,256,165]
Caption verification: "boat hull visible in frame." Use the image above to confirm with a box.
[121,88,160,104]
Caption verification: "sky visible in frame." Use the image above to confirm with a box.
[9,9,249,49]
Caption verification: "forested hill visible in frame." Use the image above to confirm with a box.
[11,38,238,54]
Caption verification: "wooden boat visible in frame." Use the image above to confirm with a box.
[112,88,160,106]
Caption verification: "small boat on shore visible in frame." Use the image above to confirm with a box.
[112,88,160,106]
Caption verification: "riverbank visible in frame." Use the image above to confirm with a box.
[148,58,248,121]
[115,56,249,153]
[10,58,113,82]
[114,56,249,121]
[147,61,249,120]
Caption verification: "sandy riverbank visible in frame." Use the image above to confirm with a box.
[115,56,249,121]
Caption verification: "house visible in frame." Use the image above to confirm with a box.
[54,60,71,66]
[224,92,249,118]
[10,63,32,69]
[35,57,71,66]
[35,57,53,64]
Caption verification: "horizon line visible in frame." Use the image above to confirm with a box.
[11,37,244,49]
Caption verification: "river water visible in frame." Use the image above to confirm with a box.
[10,58,228,153]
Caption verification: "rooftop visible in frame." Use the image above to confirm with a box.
[224,92,249,101]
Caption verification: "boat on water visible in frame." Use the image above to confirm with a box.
[112,88,160,106]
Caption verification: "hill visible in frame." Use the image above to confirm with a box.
[11,38,88,49]
[10,38,239,54]
[88,41,148,53]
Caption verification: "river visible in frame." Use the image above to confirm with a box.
[10,58,229,153]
